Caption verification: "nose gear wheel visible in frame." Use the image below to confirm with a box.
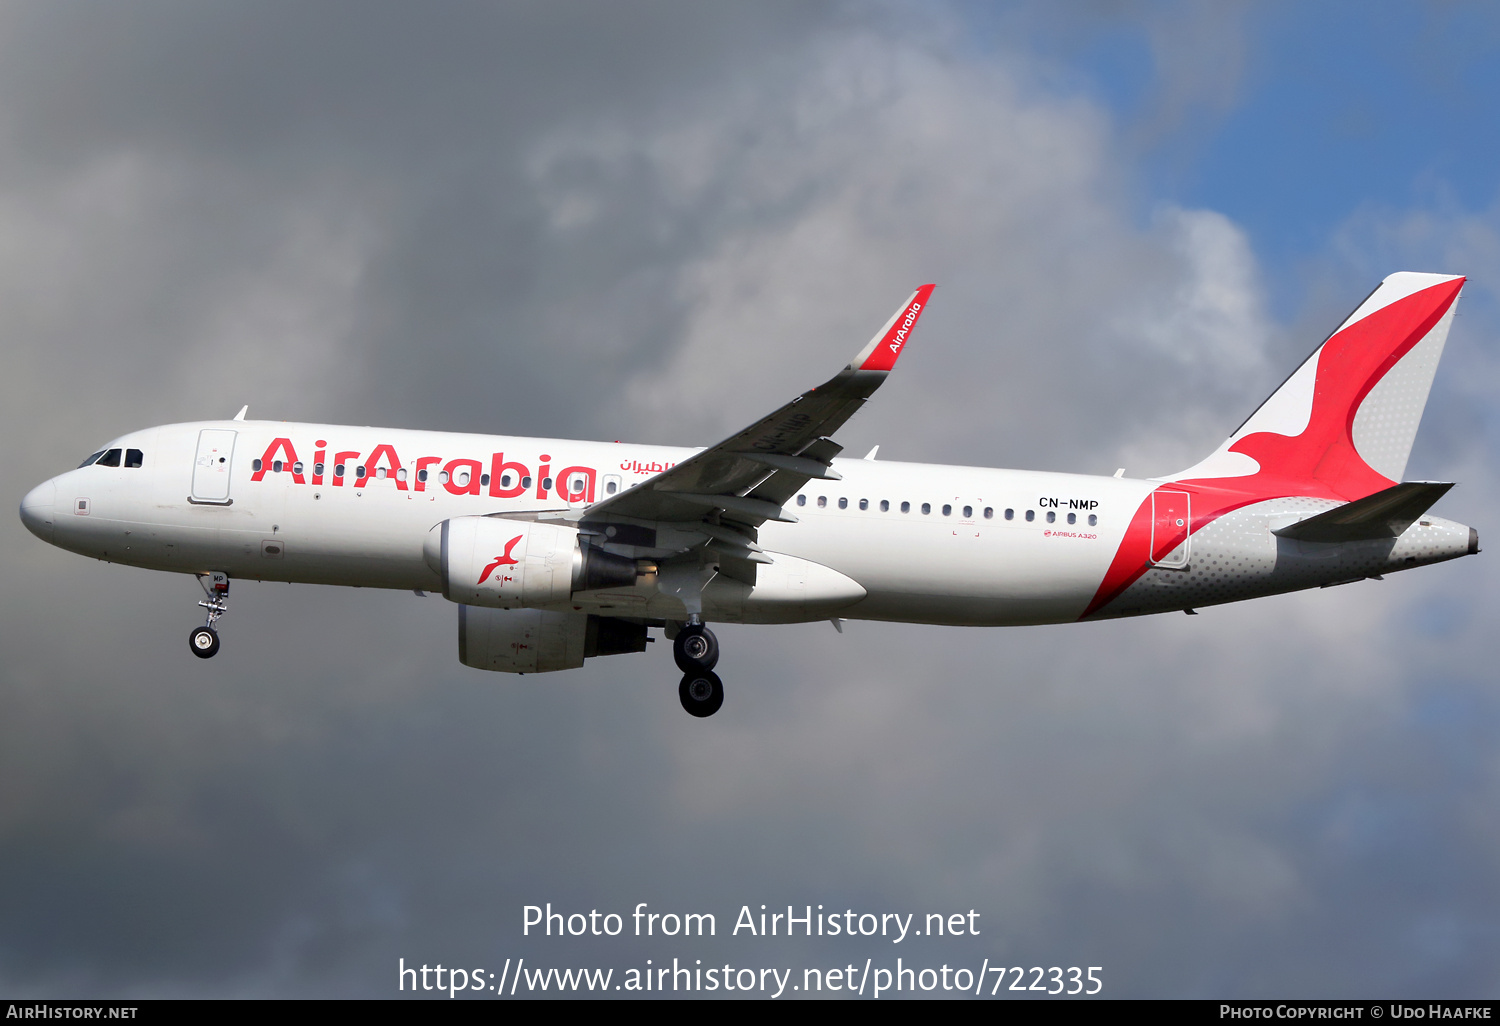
[189,626,220,658]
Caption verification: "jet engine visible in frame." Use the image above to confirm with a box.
[425,516,637,608]
[459,606,649,673]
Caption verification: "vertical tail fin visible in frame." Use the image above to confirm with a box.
[1170,272,1464,501]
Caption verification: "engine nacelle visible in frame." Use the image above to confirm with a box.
[425,516,637,608]
[459,607,650,673]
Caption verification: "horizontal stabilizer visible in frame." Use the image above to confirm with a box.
[1273,481,1453,542]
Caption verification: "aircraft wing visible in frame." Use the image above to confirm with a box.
[580,285,935,575]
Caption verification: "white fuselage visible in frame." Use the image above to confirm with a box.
[20,419,1474,629]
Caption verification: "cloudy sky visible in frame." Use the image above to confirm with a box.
[3,0,1499,999]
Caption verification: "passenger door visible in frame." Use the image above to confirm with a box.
[191,429,237,504]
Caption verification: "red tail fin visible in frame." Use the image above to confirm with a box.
[1171,272,1464,502]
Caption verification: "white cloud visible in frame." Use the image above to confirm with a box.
[521,32,1277,484]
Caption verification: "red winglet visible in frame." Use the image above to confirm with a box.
[853,284,936,372]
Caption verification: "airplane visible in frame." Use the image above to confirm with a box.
[18,272,1479,717]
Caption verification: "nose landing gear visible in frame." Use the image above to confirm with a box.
[673,618,723,717]
[190,571,229,660]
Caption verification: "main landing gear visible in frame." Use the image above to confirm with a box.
[190,571,229,659]
[674,618,723,718]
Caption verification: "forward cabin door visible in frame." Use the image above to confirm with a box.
[191,429,237,504]
[1151,490,1191,569]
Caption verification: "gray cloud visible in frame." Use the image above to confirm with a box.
[2,0,1497,998]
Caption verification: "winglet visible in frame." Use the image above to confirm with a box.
[849,284,936,372]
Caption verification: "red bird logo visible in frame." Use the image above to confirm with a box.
[477,535,524,584]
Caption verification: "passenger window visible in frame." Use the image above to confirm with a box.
[859,499,869,510]
[1088,514,1097,527]
[456,470,471,487]
[522,476,533,488]
[817,496,827,508]
[293,461,304,475]
[941,504,950,516]
[416,469,427,482]
[78,450,106,468]
[501,474,514,487]
[1046,510,1056,523]
[838,497,848,509]
[986,507,995,519]
[480,473,490,486]
[963,505,972,518]
[125,449,144,468]
[797,495,806,506]
[900,501,910,513]
[253,458,264,472]
[316,462,327,476]
[880,500,890,512]
[1025,510,1035,522]
[97,449,122,467]
[1067,512,1076,525]
[356,465,367,479]
[921,503,931,515]
[397,468,408,482]
[440,471,450,484]
[334,464,346,478]
[273,460,284,473]
[1005,508,1014,520]
[606,480,618,494]
[542,477,553,490]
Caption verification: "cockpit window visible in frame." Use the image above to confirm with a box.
[78,450,106,468]
[125,449,144,468]
[96,448,122,468]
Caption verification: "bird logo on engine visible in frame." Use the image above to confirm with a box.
[477,535,524,584]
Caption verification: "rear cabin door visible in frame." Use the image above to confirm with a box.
[191,429,237,504]
[1151,490,1191,569]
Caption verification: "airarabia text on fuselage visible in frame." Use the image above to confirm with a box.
[247,437,673,504]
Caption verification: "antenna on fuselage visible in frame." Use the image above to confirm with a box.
[233,405,248,421]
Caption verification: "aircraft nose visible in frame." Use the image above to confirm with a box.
[19,479,56,543]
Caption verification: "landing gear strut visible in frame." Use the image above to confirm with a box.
[190,571,229,659]
[674,617,723,717]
